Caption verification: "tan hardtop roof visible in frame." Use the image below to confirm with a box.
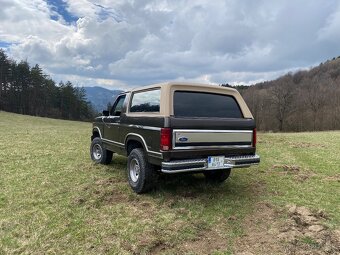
[124,82,238,93]
[122,81,253,119]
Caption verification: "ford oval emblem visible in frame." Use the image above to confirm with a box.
[178,137,188,142]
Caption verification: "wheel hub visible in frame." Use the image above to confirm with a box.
[129,158,140,183]
[93,144,102,160]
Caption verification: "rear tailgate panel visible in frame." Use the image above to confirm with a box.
[165,117,256,161]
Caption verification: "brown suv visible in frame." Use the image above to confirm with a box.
[90,82,260,193]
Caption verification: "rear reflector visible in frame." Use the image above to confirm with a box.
[253,128,257,147]
[160,128,171,151]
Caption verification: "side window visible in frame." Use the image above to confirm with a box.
[130,89,160,113]
[110,95,126,116]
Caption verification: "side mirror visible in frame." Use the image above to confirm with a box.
[102,110,109,116]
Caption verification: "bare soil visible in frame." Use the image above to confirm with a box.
[324,174,340,182]
[272,164,317,183]
[76,178,340,255]
[234,202,340,255]
[286,141,326,149]
[176,228,228,254]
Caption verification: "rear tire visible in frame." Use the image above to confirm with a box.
[127,148,157,194]
[90,137,113,164]
[204,169,231,182]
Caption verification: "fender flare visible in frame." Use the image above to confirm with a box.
[125,133,148,152]
[92,126,102,138]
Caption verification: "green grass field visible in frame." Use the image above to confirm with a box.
[0,111,339,254]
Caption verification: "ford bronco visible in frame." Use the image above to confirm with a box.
[90,82,260,193]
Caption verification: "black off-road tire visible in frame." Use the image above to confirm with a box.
[204,169,231,183]
[127,148,157,194]
[90,137,113,164]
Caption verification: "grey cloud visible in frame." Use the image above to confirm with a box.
[3,0,340,88]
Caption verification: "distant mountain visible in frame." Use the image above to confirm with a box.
[83,86,123,112]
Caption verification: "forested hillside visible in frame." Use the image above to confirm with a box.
[2,45,340,130]
[0,49,95,120]
[237,57,340,132]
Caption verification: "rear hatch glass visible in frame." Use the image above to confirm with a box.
[174,91,243,118]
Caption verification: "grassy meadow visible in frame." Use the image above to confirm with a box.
[0,111,339,254]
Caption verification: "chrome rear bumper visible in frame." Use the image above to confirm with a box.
[161,154,260,173]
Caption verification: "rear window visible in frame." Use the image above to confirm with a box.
[130,89,160,113]
[174,91,243,118]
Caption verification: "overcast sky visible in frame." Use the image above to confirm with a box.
[1,0,340,90]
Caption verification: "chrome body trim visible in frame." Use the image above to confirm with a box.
[173,129,253,133]
[125,133,163,158]
[172,145,252,150]
[93,126,102,138]
[102,138,125,147]
[172,129,253,150]
[126,124,161,131]
[161,154,260,173]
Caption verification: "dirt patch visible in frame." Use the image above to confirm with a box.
[293,173,317,183]
[74,187,128,207]
[97,189,128,204]
[126,232,172,255]
[74,177,132,207]
[234,202,285,255]
[286,141,326,149]
[324,174,340,182]
[94,177,126,186]
[128,219,229,255]
[272,164,302,172]
[279,205,339,255]
[234,203,340,255]
[272,165,317,183]
[248,179,267,195]
[177,228,228,254]
[257,138,274,145]
[125,220,182,254]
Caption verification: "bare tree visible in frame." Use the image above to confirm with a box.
[269,76,296,131]
[304,78,326,130]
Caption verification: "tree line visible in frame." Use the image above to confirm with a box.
[2,47,339,130]
[223,56,340,132]
[0,49,95,120]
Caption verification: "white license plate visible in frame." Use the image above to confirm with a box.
[207,156,225,169]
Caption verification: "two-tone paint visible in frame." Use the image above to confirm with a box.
[91,82,259,172]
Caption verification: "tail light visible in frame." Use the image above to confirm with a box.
[253,128,257,147]
[160,128,171,151]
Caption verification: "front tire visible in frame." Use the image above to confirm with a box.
[127,148,157,194]
[204,169,231,182]
[90,137,113,164]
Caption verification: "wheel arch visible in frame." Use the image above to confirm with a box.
[125,133,148,155]
[91,126,102,140]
